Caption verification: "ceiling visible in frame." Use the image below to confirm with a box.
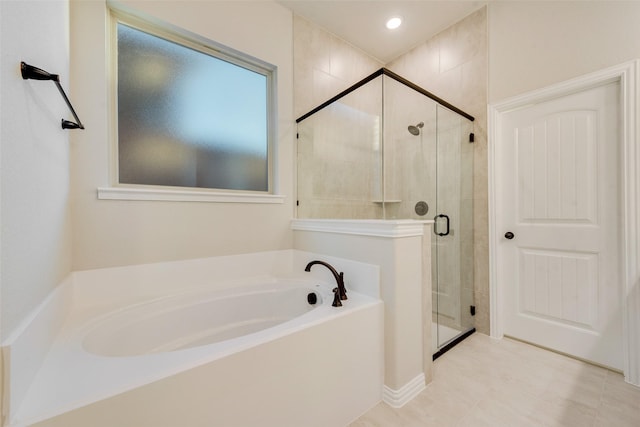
[278,1,487,63]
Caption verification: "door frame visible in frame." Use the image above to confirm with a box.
[488,60,640,386]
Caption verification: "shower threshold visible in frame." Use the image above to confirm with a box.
[432,327,475,361]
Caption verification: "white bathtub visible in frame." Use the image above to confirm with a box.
[6,251,383,427]
[83,281,330,357]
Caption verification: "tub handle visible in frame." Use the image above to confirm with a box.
[332,288,343,307]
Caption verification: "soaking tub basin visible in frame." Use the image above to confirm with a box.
[83,282,326,357]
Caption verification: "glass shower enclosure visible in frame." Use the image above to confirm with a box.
[296,69,475,356]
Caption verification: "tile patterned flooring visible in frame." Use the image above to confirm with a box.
[350,333,640,426]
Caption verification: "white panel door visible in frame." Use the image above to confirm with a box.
[496,82,622,369]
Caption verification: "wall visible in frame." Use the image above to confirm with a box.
[0,0,73,340]
[293,15,385,219]
[293,15,383,120]
[386,8,489,334]
[296,76,384,219]
[489,1,640,102]
[70,0,294,270]
[292,221,430,399]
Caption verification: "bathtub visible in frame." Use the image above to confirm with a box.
[6,251,383,427]
[83,281,331,357]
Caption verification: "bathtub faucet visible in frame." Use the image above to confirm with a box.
[304,260,347,301]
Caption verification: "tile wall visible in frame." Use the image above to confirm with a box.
[293,15,384,119]
[294,15,385,219]
[296,77,384,219]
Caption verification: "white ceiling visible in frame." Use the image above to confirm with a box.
[278,0,487,63]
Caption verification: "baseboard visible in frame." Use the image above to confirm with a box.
[382,373,425,408]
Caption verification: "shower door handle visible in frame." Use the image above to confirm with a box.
[435,214,450,236]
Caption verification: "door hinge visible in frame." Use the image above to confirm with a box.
[296,200,299,206]
[469,133,475,143]
[296,132,299,139]
[470,305,476,316]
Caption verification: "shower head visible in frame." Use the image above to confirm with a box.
[408,122,424,136]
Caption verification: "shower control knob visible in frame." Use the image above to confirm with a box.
[504,231,515,240]
[414,201,429,216]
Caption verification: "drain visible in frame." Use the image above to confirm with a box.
[307,292,318,305]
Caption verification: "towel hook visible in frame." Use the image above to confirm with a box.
[20,61,85,130]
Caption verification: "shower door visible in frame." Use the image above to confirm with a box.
[382,76,474,354]
[432,105,475,352]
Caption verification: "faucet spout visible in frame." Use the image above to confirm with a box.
[304,260,347,300]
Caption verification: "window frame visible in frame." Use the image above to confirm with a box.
[100,4,282,204]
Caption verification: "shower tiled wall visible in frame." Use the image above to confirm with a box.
[293,16,383,119]
[381,77,438,221]
[294,15,384,219]
[296,79,384,219]
[387,8,489,334]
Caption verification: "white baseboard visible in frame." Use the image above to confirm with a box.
[382,373,426,408]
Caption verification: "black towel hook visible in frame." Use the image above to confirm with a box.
[20,61,85,130]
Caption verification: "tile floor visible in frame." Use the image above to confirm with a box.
[350,333,640,426]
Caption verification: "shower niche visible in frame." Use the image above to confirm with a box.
[296,68,475,356]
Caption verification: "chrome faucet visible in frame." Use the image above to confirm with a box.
[304,260,347,301]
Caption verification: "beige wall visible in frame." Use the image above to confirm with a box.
[293,15,383,120]
[294,228,428,391]
[489,1,640,103]
[293,15,385,219]
[69,0,295,271]
[0,0,73,339]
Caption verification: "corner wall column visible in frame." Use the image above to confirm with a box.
[292,219,433,406]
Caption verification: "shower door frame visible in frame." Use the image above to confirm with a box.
[431,105,476,355]
[296,68,474,124]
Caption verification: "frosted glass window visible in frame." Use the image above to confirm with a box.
[116,22,271,192]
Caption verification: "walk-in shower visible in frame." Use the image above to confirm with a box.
[296,68,475,357]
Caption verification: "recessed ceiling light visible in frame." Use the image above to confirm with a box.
[386,17,402,30]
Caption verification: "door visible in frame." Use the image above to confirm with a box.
[496,81,622,369]
[433,105,475,349]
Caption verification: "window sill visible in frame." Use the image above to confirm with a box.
[97,187,285,204]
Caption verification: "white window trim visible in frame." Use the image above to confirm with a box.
[97,186,284,204]
[104,2,280,203]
